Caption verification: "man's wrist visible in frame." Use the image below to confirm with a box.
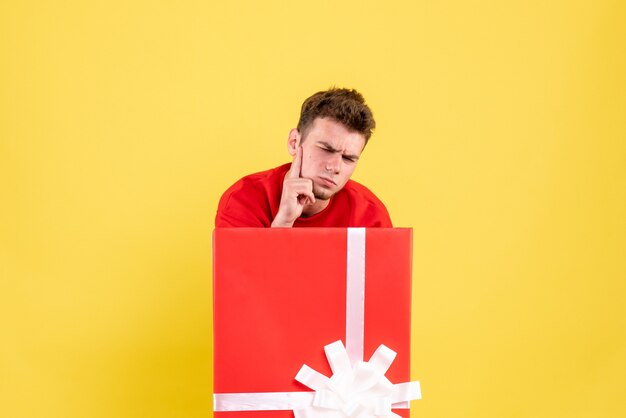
[271,214,295,228]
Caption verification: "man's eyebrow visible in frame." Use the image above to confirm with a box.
[318,141,360,160]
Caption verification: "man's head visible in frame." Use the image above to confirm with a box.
[287,88,376,202]
[296,88,376,143]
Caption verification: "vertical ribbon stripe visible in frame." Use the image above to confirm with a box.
[345,228,366,365]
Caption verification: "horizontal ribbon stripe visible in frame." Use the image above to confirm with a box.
[214,392,315,411]
[213,392,411,412]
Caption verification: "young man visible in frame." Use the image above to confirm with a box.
[215,88,392,228]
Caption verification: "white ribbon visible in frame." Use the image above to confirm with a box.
[213,392,315,411]
[345,228,366,365]
[294,340,421,418]
[213,228,422,415]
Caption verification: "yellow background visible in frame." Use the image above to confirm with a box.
[1,1,625,417]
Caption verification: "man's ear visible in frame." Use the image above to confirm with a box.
[287,128,301,157]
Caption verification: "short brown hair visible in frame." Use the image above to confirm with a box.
[297,88,376,142]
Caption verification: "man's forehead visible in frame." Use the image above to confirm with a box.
[305,118,366,152]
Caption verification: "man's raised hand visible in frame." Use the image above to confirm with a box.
[271,146,315,227]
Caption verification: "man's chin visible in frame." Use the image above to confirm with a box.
[313,186,335,201]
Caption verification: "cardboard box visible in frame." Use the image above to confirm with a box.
[213,228,417,418]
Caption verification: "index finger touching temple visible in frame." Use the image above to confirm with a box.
[289,146,303,179]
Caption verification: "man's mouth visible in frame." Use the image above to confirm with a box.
[318,176,337,187]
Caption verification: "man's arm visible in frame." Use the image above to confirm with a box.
[215,178,273,227]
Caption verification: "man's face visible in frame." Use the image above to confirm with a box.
[291,117,367,201]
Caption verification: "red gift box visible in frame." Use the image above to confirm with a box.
[213,228,419,418]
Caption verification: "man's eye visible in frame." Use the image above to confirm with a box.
[342,156,356,163]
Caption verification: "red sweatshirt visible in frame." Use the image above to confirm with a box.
[215,163,392,227]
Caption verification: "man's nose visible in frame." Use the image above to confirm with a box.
[325,153,341,173]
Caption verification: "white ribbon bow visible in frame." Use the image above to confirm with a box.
[294,340,421,418]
